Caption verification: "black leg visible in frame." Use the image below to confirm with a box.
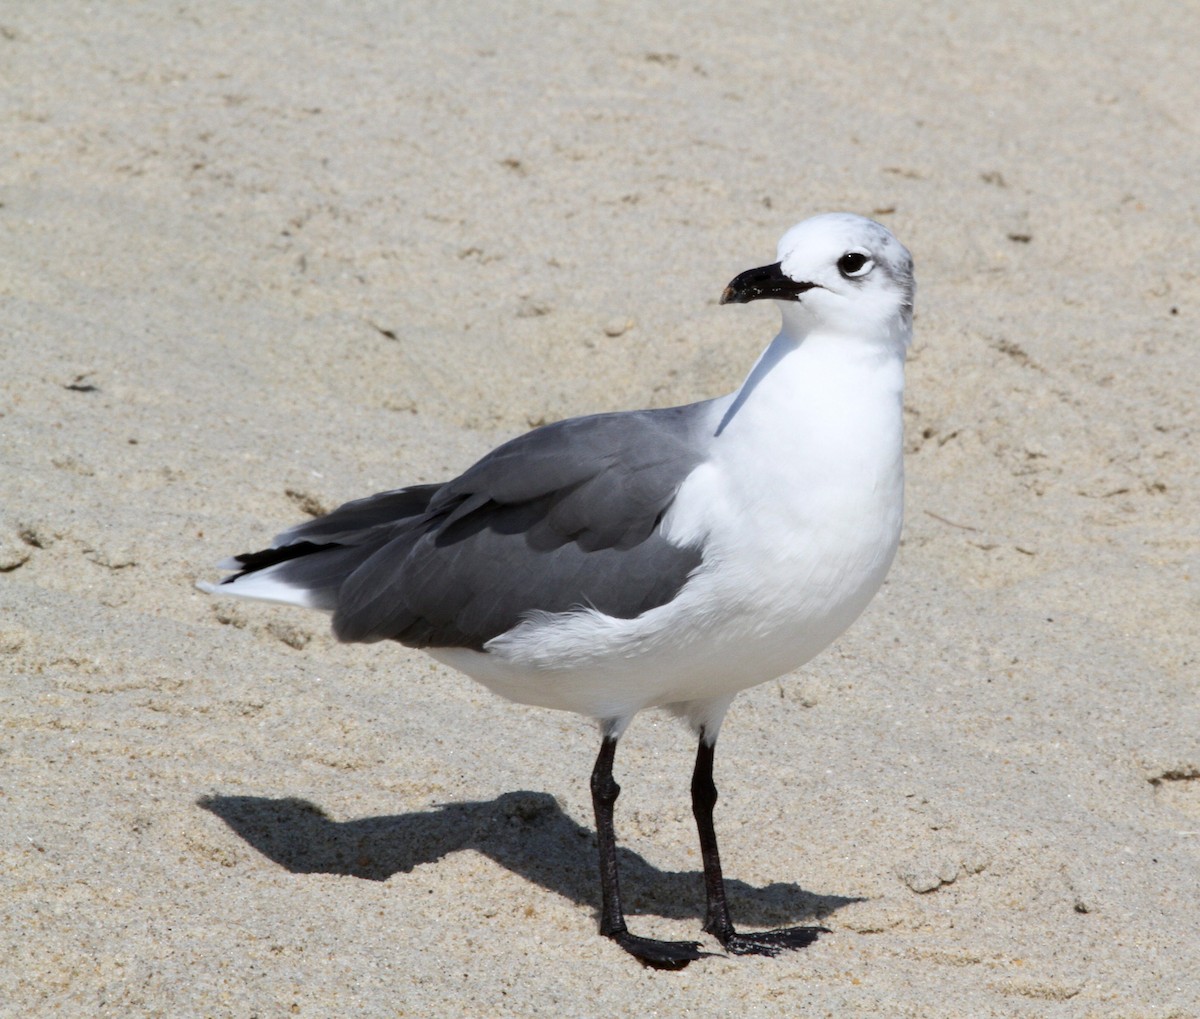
[590,733,704,969]
[691,729,830,956]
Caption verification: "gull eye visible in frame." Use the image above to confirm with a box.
[837,251,873,278]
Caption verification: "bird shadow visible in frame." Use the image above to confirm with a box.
[198,790,860,927]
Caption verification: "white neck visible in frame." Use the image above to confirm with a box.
[715,319,907,453]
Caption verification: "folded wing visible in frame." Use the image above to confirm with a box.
[211,404,712,651]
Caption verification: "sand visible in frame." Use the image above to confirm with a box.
[3,2,1198,1015]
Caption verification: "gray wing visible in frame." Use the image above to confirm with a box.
[216,485,443,612]
[276,485,443,546]
[331,403,713,648]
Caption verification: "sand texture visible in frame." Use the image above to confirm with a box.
[3,2,1199,1015]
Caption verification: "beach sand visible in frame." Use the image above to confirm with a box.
[3,2,1198,1015]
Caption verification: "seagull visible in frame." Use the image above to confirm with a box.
[200,213,915,969]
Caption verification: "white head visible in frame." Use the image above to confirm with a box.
[722,213,915,349]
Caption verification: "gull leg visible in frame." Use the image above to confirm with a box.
[691,730,829,956]
[591,733,703,969]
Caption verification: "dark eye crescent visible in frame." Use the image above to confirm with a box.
[838,251,873,278]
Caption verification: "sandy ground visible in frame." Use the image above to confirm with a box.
[3,2,1199,1016]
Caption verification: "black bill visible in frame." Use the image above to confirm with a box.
[720,262,817,304]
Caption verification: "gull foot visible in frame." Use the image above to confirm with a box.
[608,930,706,970]
[719,925,830,957]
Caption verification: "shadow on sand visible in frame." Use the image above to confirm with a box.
[198,790,859,927]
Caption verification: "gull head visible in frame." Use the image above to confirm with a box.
[721,213,915,347]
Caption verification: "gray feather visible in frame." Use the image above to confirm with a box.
[274,484,441,546]
[221,404,714,651]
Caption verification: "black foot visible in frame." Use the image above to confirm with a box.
[608,930,706,970]
[719,924,830,957]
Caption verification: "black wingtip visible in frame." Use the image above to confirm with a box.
[226,541,344,578]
